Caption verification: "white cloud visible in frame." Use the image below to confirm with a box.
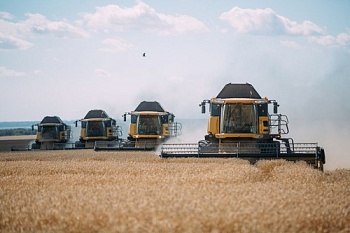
[82,2,208,35]
[95,68,110,77]
[0,11,13,20]
[0,66,25,77]
[309,32,350,47]
[0,17,33,50]
[219,7,323,36]
[0,11,89,51]
[0,33,33,50]
[281,18,323,36]
[99,38,133,52]
[34,69,43,75]
[337,32,350,46]
[53,57,61,63]
[156,14,208,35]
[280,40,303,49]
[24,13,89,38]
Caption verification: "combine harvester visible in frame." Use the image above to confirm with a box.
[94,101,182,151]
[75,109,122,149]
[160,83,326,171]
[12,110,122,150]
[11,116,72,150]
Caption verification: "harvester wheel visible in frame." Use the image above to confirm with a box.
[199,140,218,153]
[317,160,324,172]
[75,141,85,148]
[316,147,325,172]
[31,143,40,150]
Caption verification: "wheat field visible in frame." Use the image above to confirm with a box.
[0,150,349,233]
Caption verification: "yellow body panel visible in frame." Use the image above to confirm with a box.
[259,116,269,134]
[207,116,219,135]
[84,136,109,140]
[133,135,164,139]
[36,132,42,141]
[59,131,65,140]
[221,98,258,104]
[215,133,260,139]
[80,129,86,138]
[162,124,169,136]
[106,127,113,137]
[132,111,164,116]
[129,123,136,136]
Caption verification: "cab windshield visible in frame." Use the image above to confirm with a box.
[41,126,59,139]
[137,115,161,135]
[222,103,257,133]
[86,121,106,137]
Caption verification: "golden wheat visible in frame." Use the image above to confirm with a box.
[0,150,349,233]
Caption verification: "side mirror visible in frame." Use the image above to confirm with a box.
[273,102,279,114]
[123,114,127,122]
[200,101,206,114]
[75,121,78,127]
[32,125,34,131]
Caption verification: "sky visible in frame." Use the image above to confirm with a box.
[1,0,350,169]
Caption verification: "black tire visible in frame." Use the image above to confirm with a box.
[75,141,85,148]
[199,140,219,153]
[31,143,41,150]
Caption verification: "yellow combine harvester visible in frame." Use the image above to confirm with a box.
[160,83,326,171]
[124,101,182,148]
[75,109,122,149]
[94,101,181,151]
[31,116,71,150]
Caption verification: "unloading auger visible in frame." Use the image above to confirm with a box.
[159,83,326,171]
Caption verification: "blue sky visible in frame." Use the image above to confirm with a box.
[1,1,350,167]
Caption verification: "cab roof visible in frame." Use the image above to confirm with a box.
[135,101,165,112]
[40,116,64,124]
[84,110,109,119]
[216,83,261,99]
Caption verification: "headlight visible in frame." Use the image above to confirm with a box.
[212,99,224,104]
[255,100,268,104]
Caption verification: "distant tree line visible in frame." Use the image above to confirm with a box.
[0,128,37,136]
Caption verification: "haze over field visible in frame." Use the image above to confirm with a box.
[0,1,349,169]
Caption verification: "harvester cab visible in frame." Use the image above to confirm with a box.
[160,83,326,171]
[31,116,71,150]
[122,101,182,149]
[75,109,122,148]
[199,83,289,144]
